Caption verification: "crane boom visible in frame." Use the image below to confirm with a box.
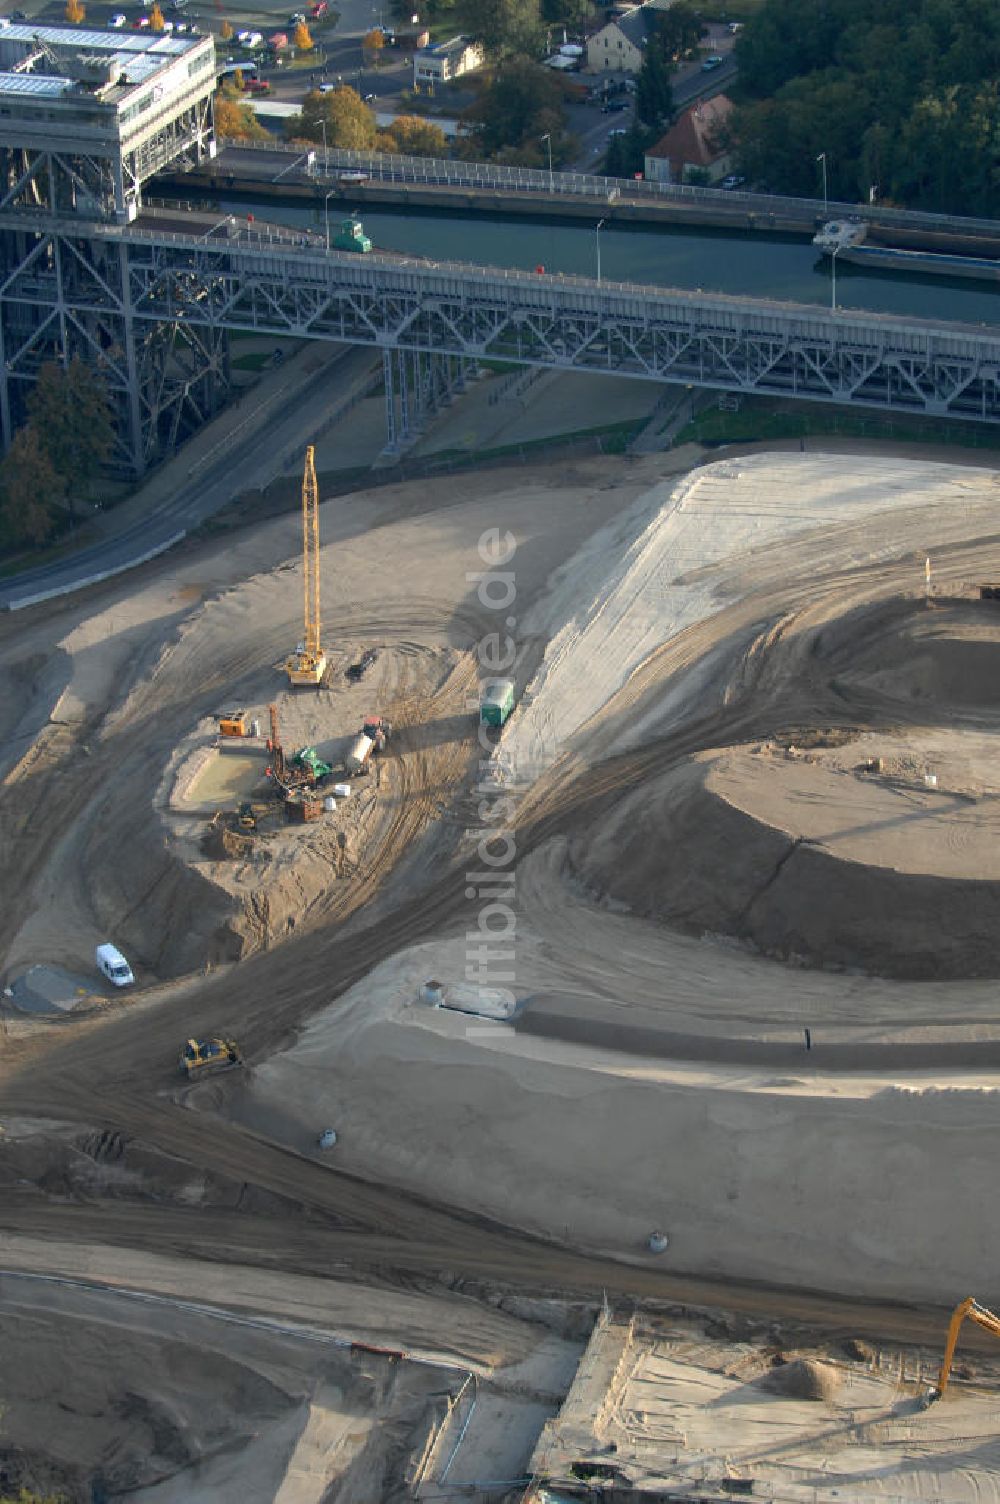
[303,444,321,659]
[284,445,327,687]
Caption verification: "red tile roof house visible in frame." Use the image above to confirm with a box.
[644,94,734,184]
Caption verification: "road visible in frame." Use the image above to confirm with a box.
[0,334,376,609]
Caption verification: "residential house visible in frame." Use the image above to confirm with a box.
[585,4,657,73]
[643,94,734,184]
[413,34,484,88]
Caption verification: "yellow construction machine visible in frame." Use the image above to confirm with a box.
[180,1037,244,1079]
[218,709,248,737]
[285,446,327,688]
[925,1296,1000,1402]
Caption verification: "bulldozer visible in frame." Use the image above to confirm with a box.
[180,1037,243,1079]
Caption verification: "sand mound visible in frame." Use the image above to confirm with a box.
[570,748,1000,979]
[835,601,1000,711]
[757,1358,841,1402]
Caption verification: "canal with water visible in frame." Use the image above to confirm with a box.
[216,193,1000,327]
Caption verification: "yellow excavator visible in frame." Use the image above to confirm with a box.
[926,1296,1000,1402]
[284,446,327,688]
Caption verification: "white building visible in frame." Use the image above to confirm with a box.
[413,35,484,88]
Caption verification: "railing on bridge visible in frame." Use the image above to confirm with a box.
[215,137,1000,241]
[97,211,997,346]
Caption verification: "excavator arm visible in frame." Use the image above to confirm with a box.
[933,1297,1000,1398]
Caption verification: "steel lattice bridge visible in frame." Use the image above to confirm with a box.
[0,27,998,474]
[10,206,1000,473]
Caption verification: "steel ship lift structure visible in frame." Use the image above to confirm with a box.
[0,22,221,471]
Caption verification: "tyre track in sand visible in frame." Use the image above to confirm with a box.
[8,495,1000,1341]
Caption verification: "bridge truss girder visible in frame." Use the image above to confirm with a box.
[4,221,1000,477]
[122,238,1000,428]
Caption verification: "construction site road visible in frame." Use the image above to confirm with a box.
[8,444,1000,1405]
[0,340,374,610]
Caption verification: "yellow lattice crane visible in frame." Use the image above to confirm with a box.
[285,445,327,687]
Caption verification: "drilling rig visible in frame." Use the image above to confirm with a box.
[285,445,327,687]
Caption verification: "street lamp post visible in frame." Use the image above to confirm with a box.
[540,131,553,192]
[816,151,828,211]
[321,118,328,174]
[595,216,606,283]
[831,243,839,312]
[324,187,338,251]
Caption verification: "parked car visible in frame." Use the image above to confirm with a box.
[721,173,746,190]
[602,100,627,113]
[318,80,335,91]
[109,11,127,23]
[95,943,135,989]
[245,78,271,93]
[346,648,378,682]
[701,54,724,71]
[363,91,375,102]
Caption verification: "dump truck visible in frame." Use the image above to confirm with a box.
[345,714,391,775]
[180,1037,243,1078]
[480,679,516,728]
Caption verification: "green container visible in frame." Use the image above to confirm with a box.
[480,678,516,727]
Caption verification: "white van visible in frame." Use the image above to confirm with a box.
[95,943,134,988]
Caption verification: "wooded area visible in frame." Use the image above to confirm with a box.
[733,0,1000,214]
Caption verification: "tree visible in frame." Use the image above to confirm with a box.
[635,39,674,130]
[541,0,594,25]
[214,83,269,140]
[26,357,114,512]
[654,1,705,60]
[383,114,449,156]
[605,120,648,179]
[219,17,233,39]
[149,1,165,29]
[0,425,65,548]
[64,0,85,21]
[473,0,545,58]
[288,87,378,150]
[293,19,314,49]
[0,1491,68,1504]
[462,57,567,157]
[363,27,385,65]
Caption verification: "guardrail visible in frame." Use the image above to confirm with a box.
[85,212,996,340]
[213,137,1000,240]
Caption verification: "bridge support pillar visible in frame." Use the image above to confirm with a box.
[382,348,397,450]
[397,348,411,442]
